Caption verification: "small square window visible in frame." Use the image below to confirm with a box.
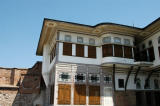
[124,39,130,45]
[65,35,71,42]
[148,40,152,46]
[104,75,112,84]
[114,37,121,44]
[102,37,111,43]
[59,72,71,82]
[77,36,83,43]
[89,38,95,45]
[89,74,100,83]
[75,73,86,83]
[118,79,124,88]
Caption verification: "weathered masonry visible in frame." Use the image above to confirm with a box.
[0,62,45,106]
[36,18,160,106]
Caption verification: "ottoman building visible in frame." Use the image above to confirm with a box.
[36,18,160,106]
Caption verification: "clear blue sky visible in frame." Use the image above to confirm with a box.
[0,0,159,68]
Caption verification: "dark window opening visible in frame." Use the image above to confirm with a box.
[148,47,155,62]
[75,74,85,82]
[118,79,124,88]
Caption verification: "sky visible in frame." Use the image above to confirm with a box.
[0,0,160,68]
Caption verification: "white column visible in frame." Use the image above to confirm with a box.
[85,46,88,57]
[72,44,76,56]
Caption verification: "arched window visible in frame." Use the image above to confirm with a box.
[102,37,111,43]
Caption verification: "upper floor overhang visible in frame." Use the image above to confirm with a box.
[36,17,160,56]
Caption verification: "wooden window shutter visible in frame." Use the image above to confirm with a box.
[58,84,71,105]
[114,44,123,57]
[50,85,54,104]
[89,86,100,105]
[63,43,72,56]
[76,44,84,57]
[74,85,86,105]
[102,44,113,57]
[148,47,155,62]
[88,46,96,58]
[124,46,132,58]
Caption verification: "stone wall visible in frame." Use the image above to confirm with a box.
[0,61,43,106]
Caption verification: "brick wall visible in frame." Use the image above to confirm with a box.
[0,61,43,106]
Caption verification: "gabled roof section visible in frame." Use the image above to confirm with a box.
[36,17,160,56]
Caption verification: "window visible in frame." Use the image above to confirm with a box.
[75,73,86,83]
[136,78,141,89]
[89,86,100,105]
[65,35,71,42]
[58,84,71,104]
[158,36,160,44]
[148,40,152,46]
[148,47,155,62]
[114,37,121,44]
[118,79,124,88]
[59,72,71,82]
[159,47,160,57]
[124,46,132,58]
[74,85,86,105]
[76,44,84,57]
[89,38,95,45]
[104,75,112,84]
[144,80,150,89]
[102,44,113,57]
[124,39,130,45]
[154,79,159,89]
[102,37,111,43]
[89,74,100,83]
[63,42,72,56]
[88,46,96,58]
[114,44,123,57]
[77,36,83,43]
[142,44,145,49]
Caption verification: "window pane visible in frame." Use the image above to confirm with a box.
[124,39,130,45]
[65,35,71,42]
[102,37,111,43]
[89,38,95,45]
[114,37,121,44]
[77,36,83,43]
